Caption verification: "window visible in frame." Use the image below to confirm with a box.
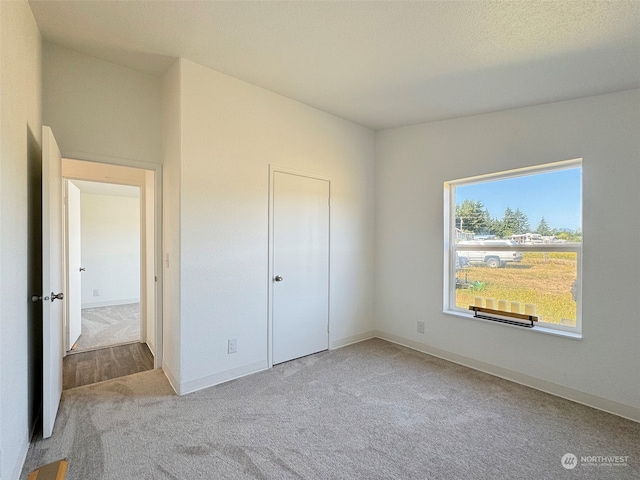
[444,159,582,335]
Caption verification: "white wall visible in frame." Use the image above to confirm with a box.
[80,192,140,308]
[42,42,162,165]
[165,59,376,393]
[161,60,182,388]
[375,89,640,420]
[144,170,156,354]
[0,1,42,479]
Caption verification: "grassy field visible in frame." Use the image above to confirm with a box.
[455,252,577,326]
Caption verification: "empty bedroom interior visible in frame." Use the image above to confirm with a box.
[1,1,639,479]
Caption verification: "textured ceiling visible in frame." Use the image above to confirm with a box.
[29,1,640,130]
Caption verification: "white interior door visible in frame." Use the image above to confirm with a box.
[272,171,330,365]
[42,126,64,438]
[66,180,82,349]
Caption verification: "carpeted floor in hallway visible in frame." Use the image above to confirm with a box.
[72,303,140,351]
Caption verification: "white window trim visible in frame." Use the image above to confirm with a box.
[443,159,583,337]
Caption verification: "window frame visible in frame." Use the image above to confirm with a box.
[443,159,583,336]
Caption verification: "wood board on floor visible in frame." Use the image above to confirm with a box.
[27,459,68,480]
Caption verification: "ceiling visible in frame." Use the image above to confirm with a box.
[29,1,640,130]
[70,180,140,198]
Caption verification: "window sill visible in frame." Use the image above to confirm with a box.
[443,309,582,340]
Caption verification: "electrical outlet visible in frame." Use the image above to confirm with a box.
[417,321,425,334]
[93,289,100,297]
[228,339,237,354]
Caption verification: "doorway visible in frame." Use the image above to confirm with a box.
[61,158,160,388]
[39,127,163,437]
[269,166,330,365]
[66,179,142,353]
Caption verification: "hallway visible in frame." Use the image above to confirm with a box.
[63,343,153,390]
[72,303,140,352]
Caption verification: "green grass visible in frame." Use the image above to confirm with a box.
[456,252,577,325]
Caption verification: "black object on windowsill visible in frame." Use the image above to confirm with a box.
[468,306,537,328]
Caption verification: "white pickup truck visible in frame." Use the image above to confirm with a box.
[457,240,523,268]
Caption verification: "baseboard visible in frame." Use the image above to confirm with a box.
[10,407,40,480]
[374,330,640,423]
[11,437,30,480]
[161,362,179,395]
[177,361,269,396]
[81,298,140,309]
[146,339,155,357]
[330,330,376,350]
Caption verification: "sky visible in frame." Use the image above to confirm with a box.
[455,167,582,231]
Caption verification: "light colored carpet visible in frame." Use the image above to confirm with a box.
[73,303,140,352]
[23,339,639,479]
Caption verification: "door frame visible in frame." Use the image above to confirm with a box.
[267,164,331,368]
[60,153,163,368]
[64,179,82,349]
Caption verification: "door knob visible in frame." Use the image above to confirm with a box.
[51,292,64,302]
[79,267,86,272]
[274,275,283,282]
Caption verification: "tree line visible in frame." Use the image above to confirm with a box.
[455,200,581,241]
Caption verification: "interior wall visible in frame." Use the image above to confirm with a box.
[0,1,42,479]
[144,170,156,355]
[375,89,640,420]
[80,192,140,308]
[161,60,182,388]
[172,59,376,394]
[42,42,162,165]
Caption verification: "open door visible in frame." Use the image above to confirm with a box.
[66,180,82,349]
[41,126,64,438]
